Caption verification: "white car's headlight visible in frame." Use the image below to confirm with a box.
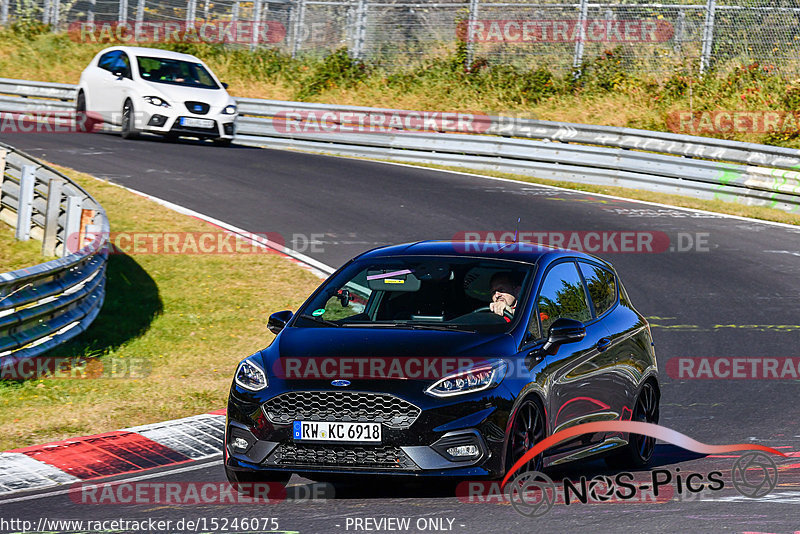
[143,96,170,108]
[235,358,268,391]
[222,104,237,115]
[425,360,507,397]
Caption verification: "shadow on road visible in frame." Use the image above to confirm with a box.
[285,444,708,500]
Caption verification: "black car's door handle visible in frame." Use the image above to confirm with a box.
[596,337,612,352]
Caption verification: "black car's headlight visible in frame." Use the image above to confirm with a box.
[425,360,507,397]
[222,104,237,115]
[235,357,268,391]
[143,96,170,108]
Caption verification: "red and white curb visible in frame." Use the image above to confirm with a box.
[0,409,225,496]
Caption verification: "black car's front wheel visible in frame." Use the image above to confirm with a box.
[606,381,659,468]
[506,397,546,476]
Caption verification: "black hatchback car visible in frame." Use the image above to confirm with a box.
[224,241,659,486]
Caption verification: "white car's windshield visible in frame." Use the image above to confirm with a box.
[136,56,219,89]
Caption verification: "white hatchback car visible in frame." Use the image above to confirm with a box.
[77,46,238,145]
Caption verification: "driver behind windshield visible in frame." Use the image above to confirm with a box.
[489,272,522,321]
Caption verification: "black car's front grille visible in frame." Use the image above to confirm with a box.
[263,391,421,429]
[185,101,210,115]
[265,444,419,470]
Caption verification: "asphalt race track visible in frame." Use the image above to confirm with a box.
[2,131,800,534]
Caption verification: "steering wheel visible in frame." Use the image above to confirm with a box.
[473,306,514,321]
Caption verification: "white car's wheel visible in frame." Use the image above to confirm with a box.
[121,99,138,140]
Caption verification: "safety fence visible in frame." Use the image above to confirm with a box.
[0,138,108,361]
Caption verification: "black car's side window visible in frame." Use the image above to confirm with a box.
[536,261,592,334]
[97,51,120,72]
[578,262,617,317]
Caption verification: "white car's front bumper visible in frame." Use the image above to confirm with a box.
[134,101,237,139]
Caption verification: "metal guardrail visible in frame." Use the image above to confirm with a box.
[1,76,799,214]
[0,140,109,361]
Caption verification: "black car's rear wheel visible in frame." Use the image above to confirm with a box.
[507,397,546,475]
[606,381,659,468]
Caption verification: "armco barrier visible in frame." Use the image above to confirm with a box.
[1,76,799,213]
[0,140,108,361]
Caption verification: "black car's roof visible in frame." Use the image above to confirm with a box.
[354,240,611,267]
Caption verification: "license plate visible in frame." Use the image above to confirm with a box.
[293,421,381,442]
[180,117,213,128]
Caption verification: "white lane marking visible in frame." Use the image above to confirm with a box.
[87,177,336,278]
[0,456,221,505]
[765,250,800,257]
[700,491,800,503]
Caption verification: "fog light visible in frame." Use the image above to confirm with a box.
[446,445,479,458]
[148,114,167,126]
[223,122,234,135]
[233,437,250,451]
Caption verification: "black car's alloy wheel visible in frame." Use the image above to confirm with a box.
[507,398,546,475]
[606,381,659,468]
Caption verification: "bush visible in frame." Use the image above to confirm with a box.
[294,48,369,100]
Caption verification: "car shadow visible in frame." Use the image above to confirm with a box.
[54,252,163,359]
[98,131,258,149]
[285,445,708,501]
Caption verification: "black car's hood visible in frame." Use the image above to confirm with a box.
[262,326,515,386]
[275,326,513,359]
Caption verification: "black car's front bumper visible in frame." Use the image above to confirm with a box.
[224,387,512,479]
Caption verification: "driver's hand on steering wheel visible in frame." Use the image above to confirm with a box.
[489,300,511,317]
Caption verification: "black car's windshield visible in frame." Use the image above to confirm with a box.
[295,256,535,333]
[136,56,219,89]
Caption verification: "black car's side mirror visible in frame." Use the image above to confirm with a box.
[542,318,586,354]
[268,310,293,334]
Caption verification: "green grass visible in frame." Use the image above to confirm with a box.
[0,226,46,272]
[0,165,322,451]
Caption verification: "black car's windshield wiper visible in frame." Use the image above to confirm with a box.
[403,323,476,333]
[298,314,342,327]
[342,322,474,333]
